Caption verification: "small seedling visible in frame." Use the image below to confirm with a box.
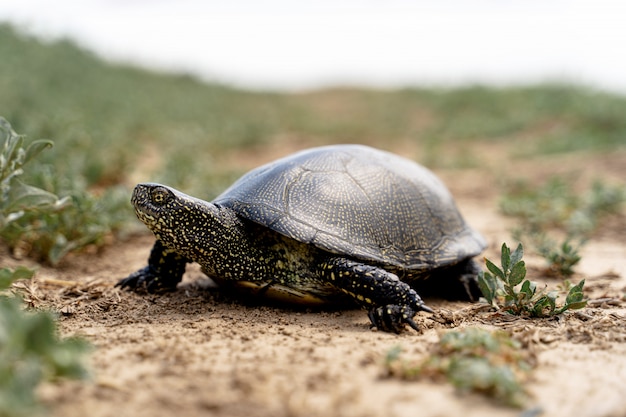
[478,243,587,317]
[535,236,583,278]
[384,327,534,407]
[511,229,584,278]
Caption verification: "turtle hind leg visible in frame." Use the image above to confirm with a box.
[411,258,482,302]
[116,240,189,293]
[318,257,432,333]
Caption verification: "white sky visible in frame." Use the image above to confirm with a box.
[1,0,626,92]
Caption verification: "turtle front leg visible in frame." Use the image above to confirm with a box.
[116,240,189,293]
[318,257,433,333]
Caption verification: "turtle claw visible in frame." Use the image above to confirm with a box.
[404,316,421,332]
[368,304,430,333]
[115,267,149,290]
[419,304,435,314]
[116,266,174,293]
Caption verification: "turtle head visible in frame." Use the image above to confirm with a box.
[132,183,179,225]
[131,183,221,255]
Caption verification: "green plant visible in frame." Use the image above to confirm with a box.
[478,243,587,317]
[0,266,35,290]
[5,171,132,265]
[1,118,91,415]
[535,236,583,277]
[501,177,625,277]
[0,267,91,416]
[0,117,132,264]
[0,118,66,230]
[510,229,584,278]
[384,327,534,407]
[0,117,70,263]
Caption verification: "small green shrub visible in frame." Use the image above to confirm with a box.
[0,117,132,264]
[384,327,534,407]
[478,243,586,317]
[533,235,583,277]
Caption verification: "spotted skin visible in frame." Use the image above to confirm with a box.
[117,145,486,333]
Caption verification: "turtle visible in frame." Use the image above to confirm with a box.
[117,144,486,333]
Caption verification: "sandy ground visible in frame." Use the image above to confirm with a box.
[4,148,626,417]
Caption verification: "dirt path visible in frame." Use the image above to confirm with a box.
[5,149,626,417]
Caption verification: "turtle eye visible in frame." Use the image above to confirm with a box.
[151,187,170,206]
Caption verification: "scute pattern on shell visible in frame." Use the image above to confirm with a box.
[214,145,485,270]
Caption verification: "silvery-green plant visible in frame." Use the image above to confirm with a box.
[0,117,67,230]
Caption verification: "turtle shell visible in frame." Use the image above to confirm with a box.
[213,145,486,271]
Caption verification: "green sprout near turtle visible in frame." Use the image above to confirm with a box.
[477,243,587,317]
[384,327,535,408]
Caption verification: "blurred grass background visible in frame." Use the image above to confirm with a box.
[1,24,625,263]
